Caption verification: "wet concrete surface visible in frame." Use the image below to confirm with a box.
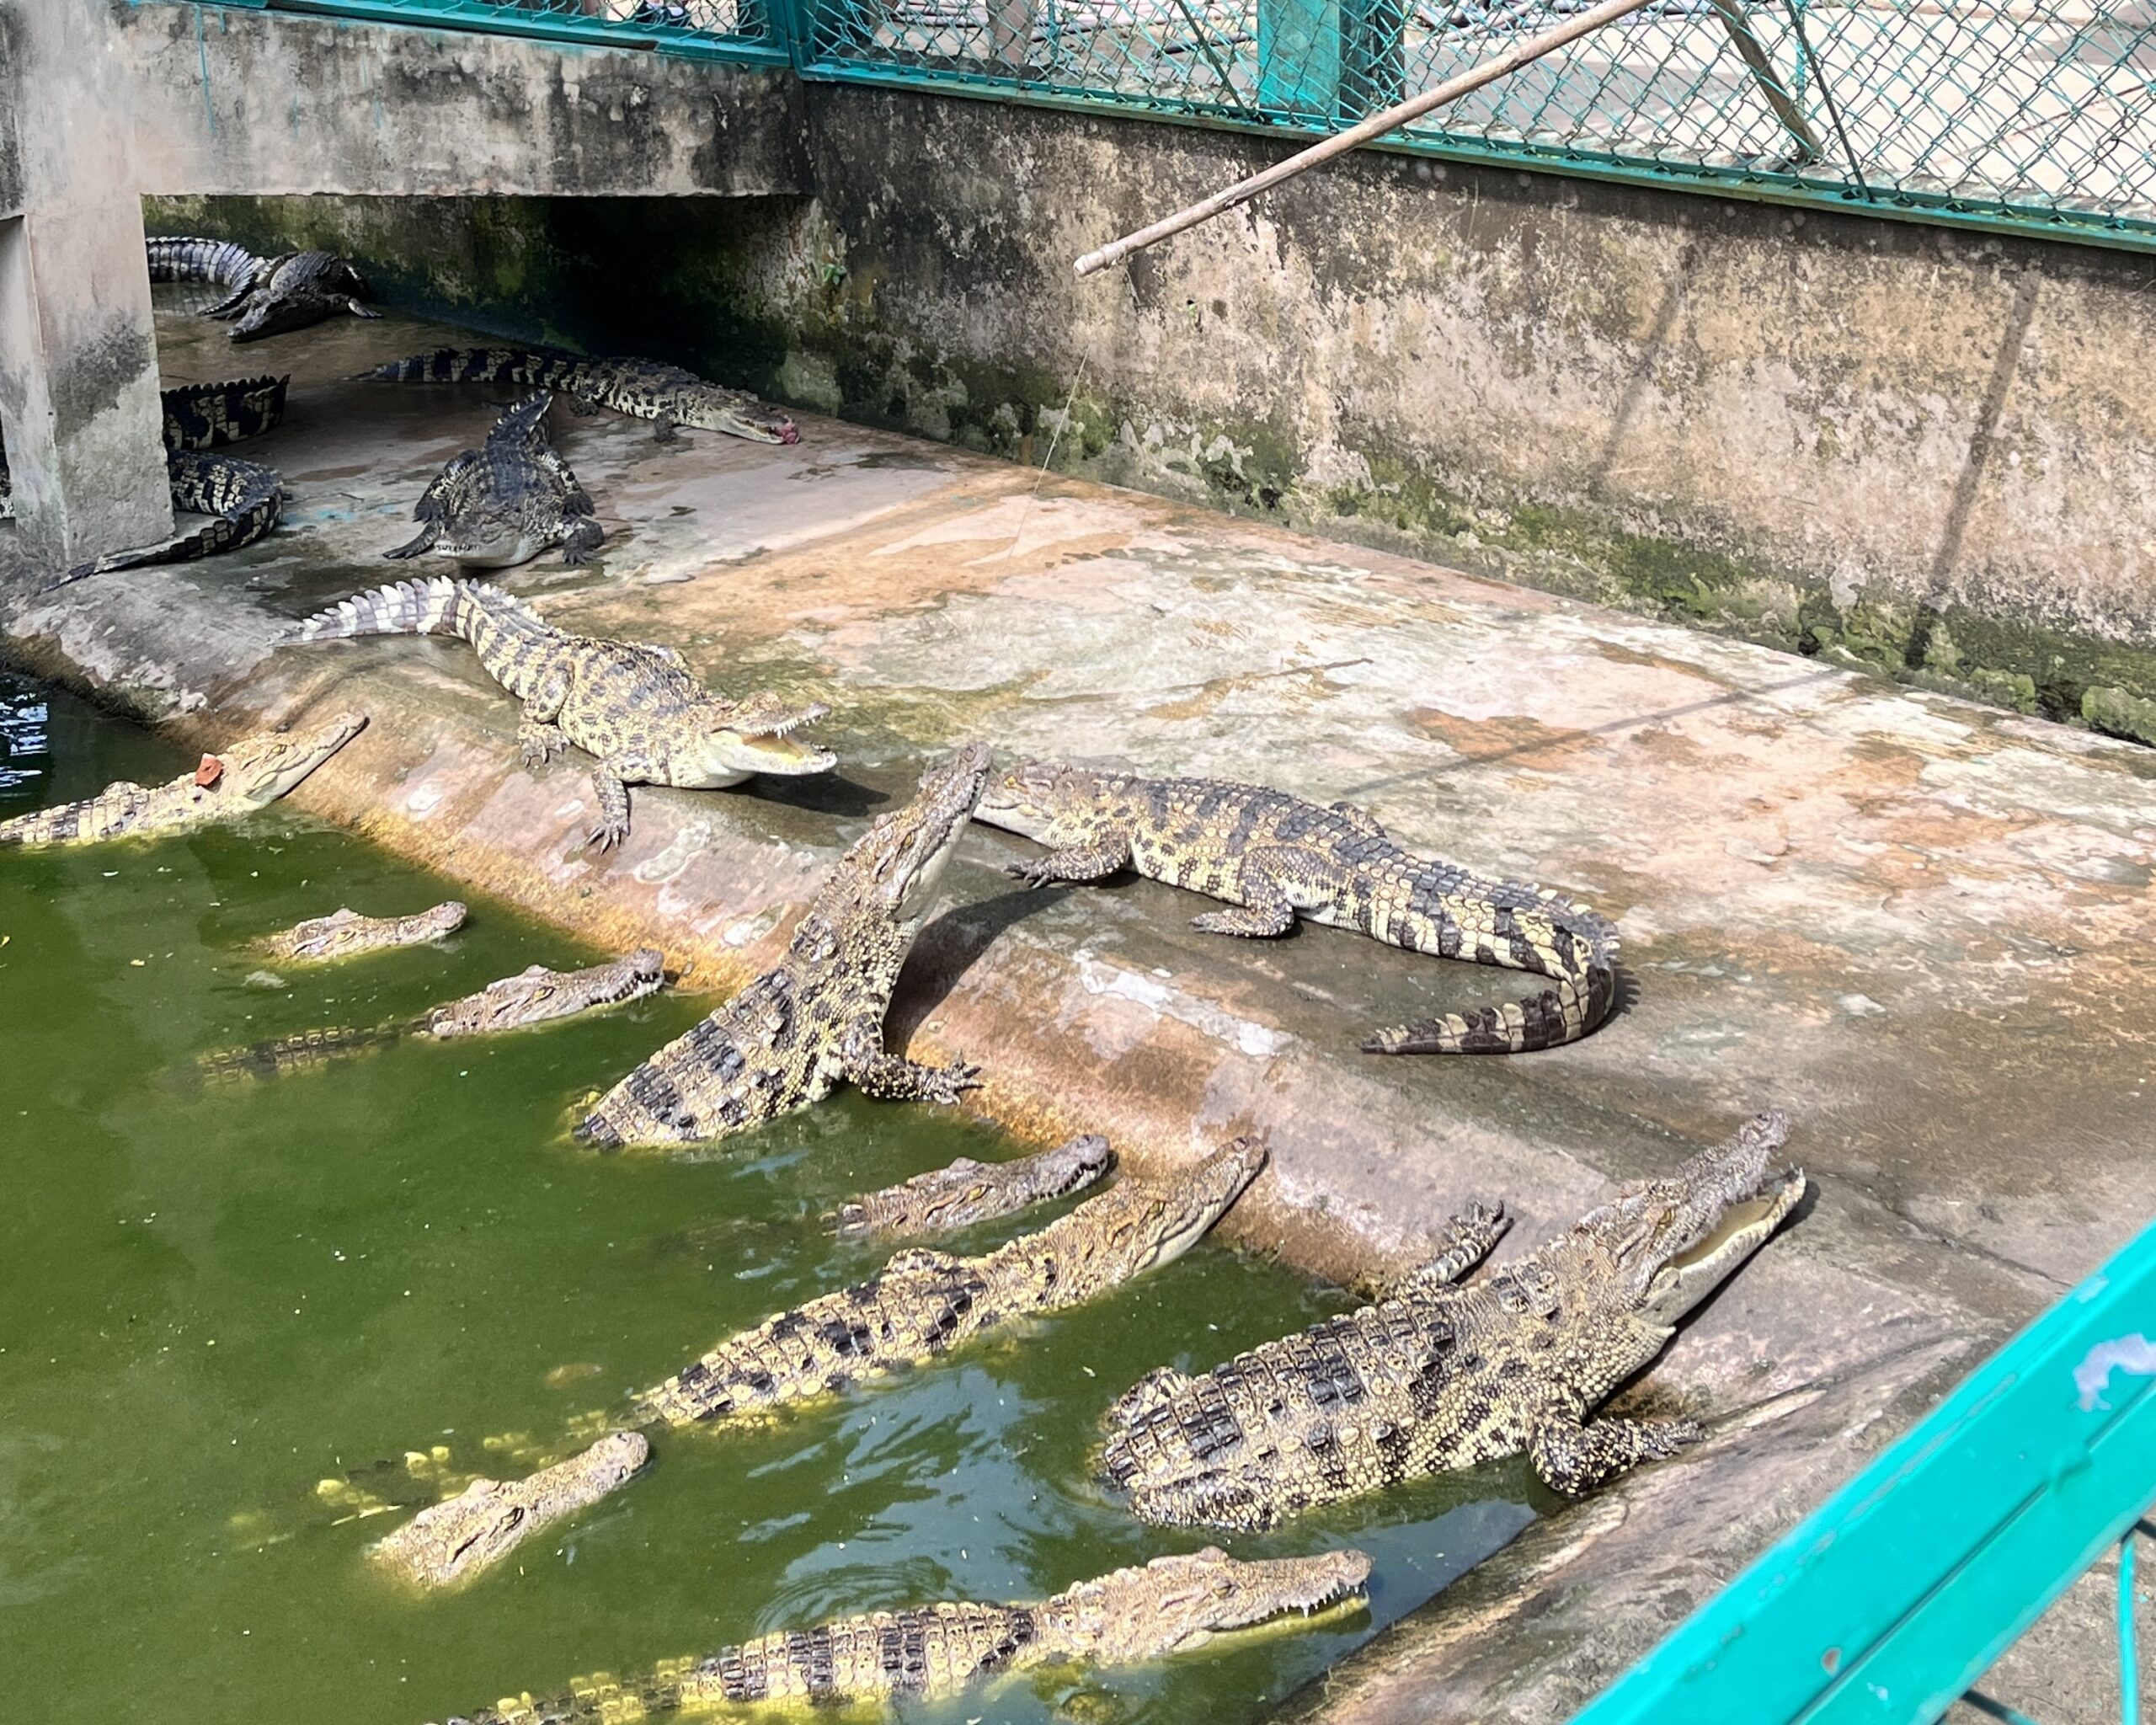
[3,303,2151,1722]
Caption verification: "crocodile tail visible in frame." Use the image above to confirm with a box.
[1360,959,1617,1055]
[196,1023,392,1082]
[488,391,555,446]
[160,376,290,451]
[348,346,577,387]
[42,456,284,590]
[146,236,264,288]
[281,574,548,654]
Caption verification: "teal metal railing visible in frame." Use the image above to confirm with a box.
[270,0,790,62]
[261,0,2156,254]
[1571,1215,2156,1725]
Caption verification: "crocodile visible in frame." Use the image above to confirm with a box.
[354,346,799,445]
[0,713,366,847]
[370,1431,650,1591]
[1098,1111,1804,1532]
[282,577,834,849]
[387,393,604,569]
[834,1131,1114,1238]
[147,235,378,341]
[574,741,988,1147]
[199,949,668,1081]
[976,761,1620,1055]
[430,1547,1369,1722]
[366,1138,1264,1587]
[636,1136,1265,1426]
[257,900,467,963]
[41,377,292,591]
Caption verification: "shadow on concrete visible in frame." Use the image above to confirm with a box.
[1588,238,1700,491]
[886,881,1075,1048]
[754,769,889,819]
[1925,267,2041,598]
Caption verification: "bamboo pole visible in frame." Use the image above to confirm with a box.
[1073,0,1661,276]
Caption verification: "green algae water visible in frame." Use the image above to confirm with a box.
[0,681,1534,1725]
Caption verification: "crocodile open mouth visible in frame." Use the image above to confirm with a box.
[1643,1167,1806,1326]
[1668,1168,1806,1273]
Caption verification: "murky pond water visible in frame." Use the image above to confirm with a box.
[0,681,1534,1725]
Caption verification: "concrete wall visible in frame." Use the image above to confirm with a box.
[0,0,170,565]
[765,89,2156,741]
[115,3,808,198]
[137,50,2156,743]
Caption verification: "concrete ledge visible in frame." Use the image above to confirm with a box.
[5,305,2152,1720]
[116,1,811,197]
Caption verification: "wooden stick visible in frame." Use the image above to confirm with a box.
[1074,0,1661,276]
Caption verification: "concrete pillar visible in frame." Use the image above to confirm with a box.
[0,0,169,574]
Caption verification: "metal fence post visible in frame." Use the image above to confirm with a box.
[1257,0,1338,121]
[1258,0,1401,123]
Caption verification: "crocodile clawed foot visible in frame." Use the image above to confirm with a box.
[586,819,629,852]
[1651,1418,1707,1457]
[1006,859,1058,889]
[930,1060,984,1103]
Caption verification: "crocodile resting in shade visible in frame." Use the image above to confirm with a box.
[370,1432,649,1591]
[258,900,467,963]
[200,950,668,1081]
[431,1547,1370,1721]
[834,1132,1113,1238]
[574,741,989,1147]
[147,236,377,341]
[1098,1111,1804,1531]
[0,713,366,847]
[40,377,291,591]
[282,577,833,849]
[355,345,799,446]
[975,761,1620,1054]
[387,393,604,570]
[369,1140,1261,1588]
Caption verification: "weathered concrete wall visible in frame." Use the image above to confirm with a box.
[167,83,2156,743]
[115,2,808,198]
[0,0,170,565]
[767,88,2156,742]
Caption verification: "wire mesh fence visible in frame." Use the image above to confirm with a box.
[280,0,2156,247]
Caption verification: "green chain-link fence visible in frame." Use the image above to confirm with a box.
[276,0,2156,248]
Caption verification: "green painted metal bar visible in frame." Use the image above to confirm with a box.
[2122,1524,2143,1725]
[268,0,789,62]
[1570,1217,2156,1725]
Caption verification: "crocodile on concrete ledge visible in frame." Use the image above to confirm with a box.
[353,346,800,445]
[282,577,833,849]
[574,740,989,1147]
[429,1547,1369,1721]
[975,761,1620,1055]
[366,1139,1263,1588]
[386,393,604,570]
[40,377,291,591]
[147,236,379,341]
[1098,1111,1804,1531]
[0,713,366,847]
[833,1131,1114,1238]
[259,900,467,963]
[199,950,668,1081]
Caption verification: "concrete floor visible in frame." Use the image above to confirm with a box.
[3,302,2153,1722]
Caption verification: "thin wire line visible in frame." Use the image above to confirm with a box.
[999,353,1091,563]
